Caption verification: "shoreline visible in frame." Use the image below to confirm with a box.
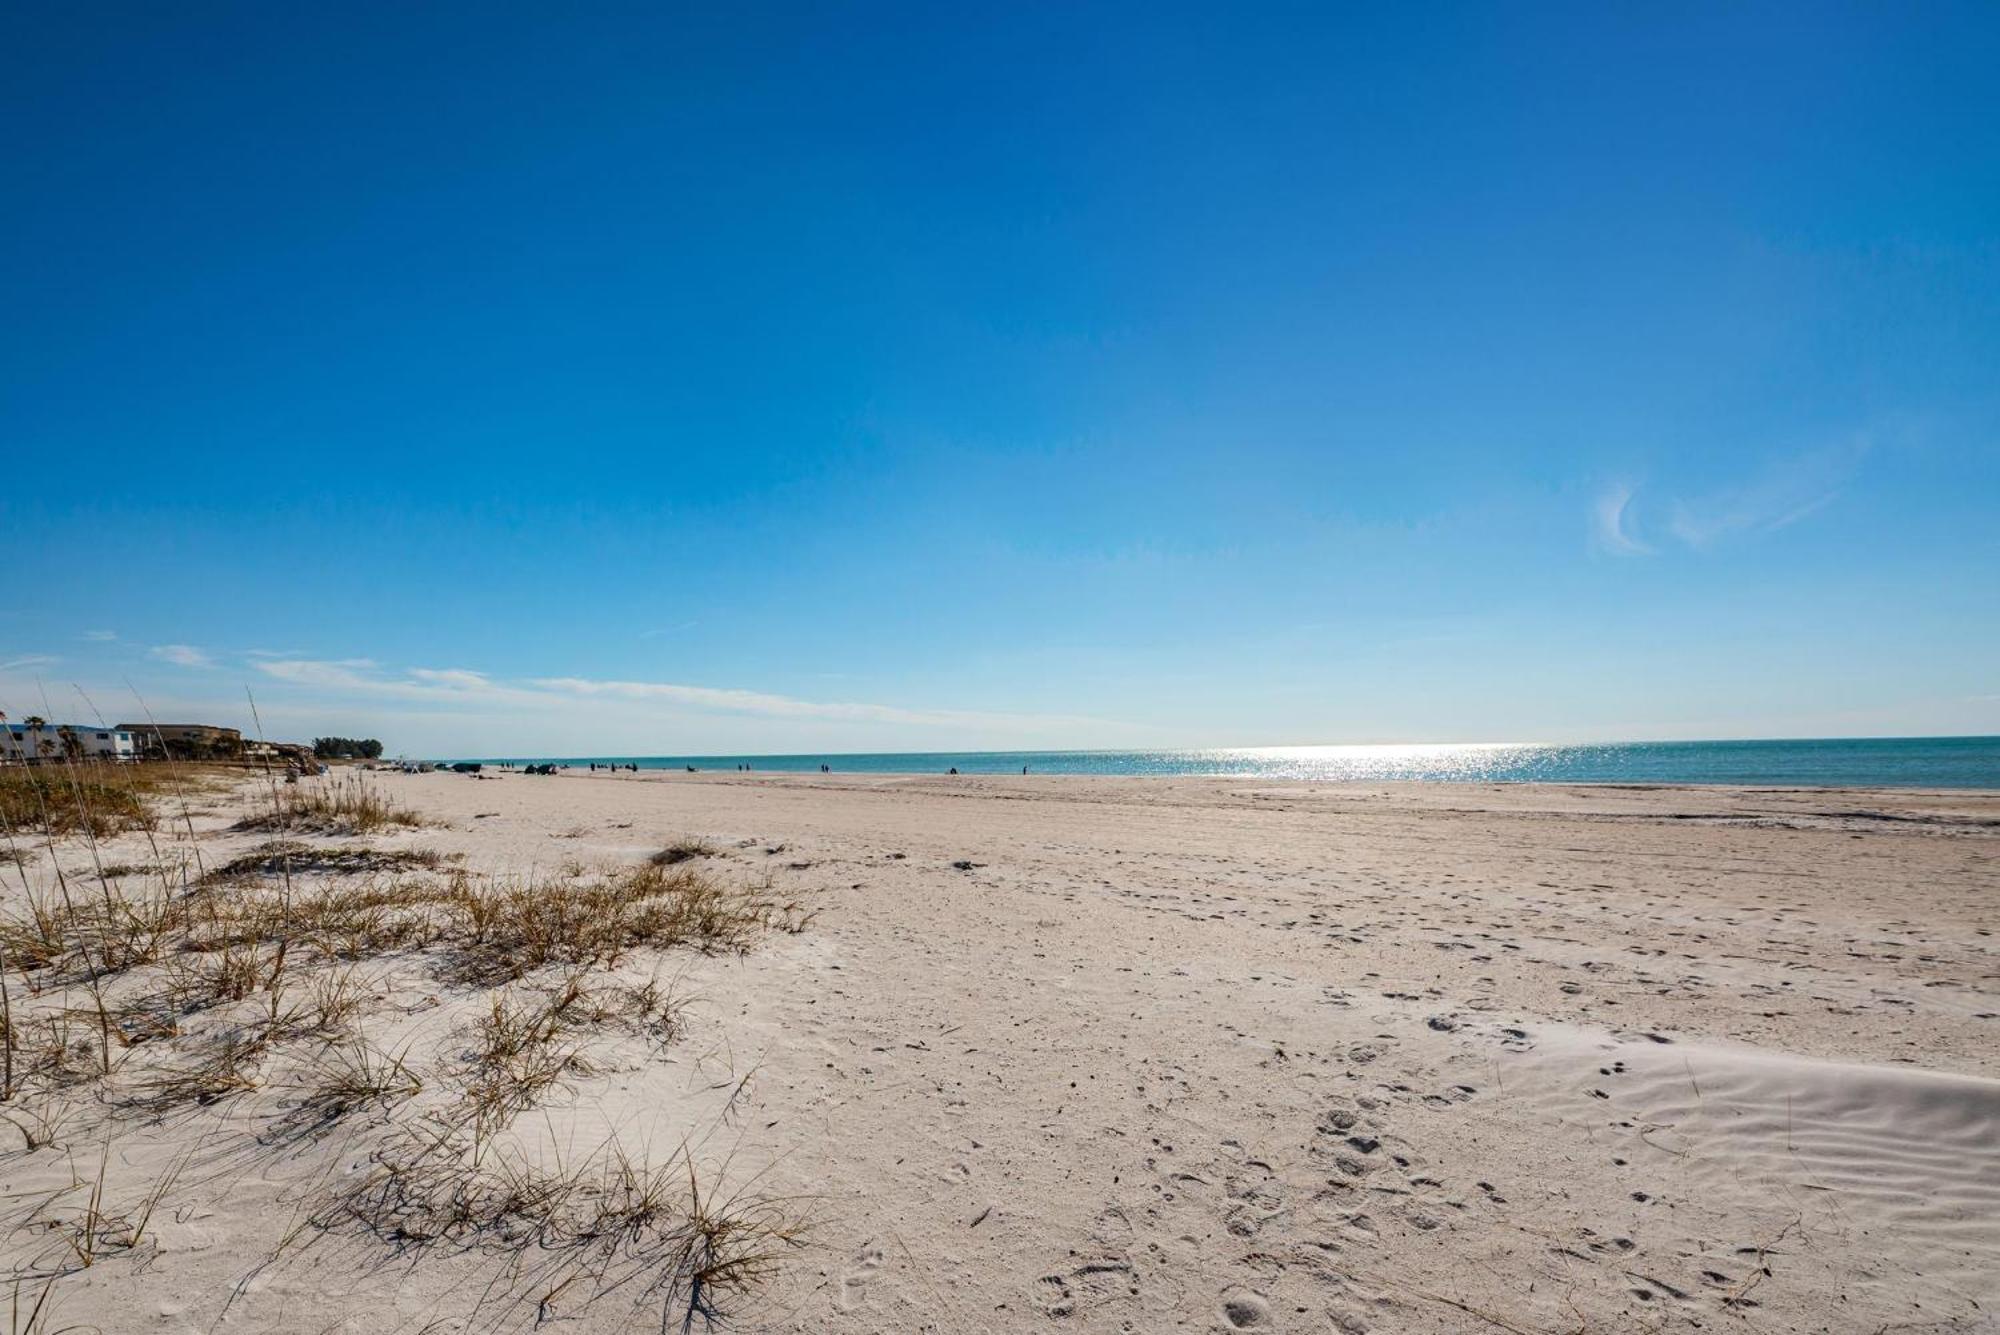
[490,763,2000,792]
[459,764,2000,809]
[431,733,2000,790]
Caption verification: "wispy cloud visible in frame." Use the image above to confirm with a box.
[82,630,117,642]
[149,644,214,669]
[531,675,1041,727]
[244,657,1104,732]
[0,655,59,673]
[1593,440,1866,558]
[407,667,494,690]
[1665,441,1864,549]
[250,658,383,689]
[1592,484,1653,556]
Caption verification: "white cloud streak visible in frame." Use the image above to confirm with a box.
[1592,484,1653,556]
[149,644,213,668]
[242,658,1104,734]
[1594,441,1865,557]
[1665,442,1862,549]
[250,659,391,691]
[407,667,493,690]
[530,676,1048,727]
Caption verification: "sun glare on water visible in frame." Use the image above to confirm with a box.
[1196,742,1554,782]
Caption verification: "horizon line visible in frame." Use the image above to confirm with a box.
[438,733,2000,763]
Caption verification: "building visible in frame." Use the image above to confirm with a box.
[114,722,244,760]
[245,739,317,766]
[2,722,138,764]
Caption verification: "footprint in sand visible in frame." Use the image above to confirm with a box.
[837,1242,885,1312]
[1038,1258,1139,1318]
[1091,1204,1134,1243]
[1038,1273,1077,1318]
[1220,1288,1272,1328]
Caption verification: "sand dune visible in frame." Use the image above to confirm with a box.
[1499,1023,2000,1314]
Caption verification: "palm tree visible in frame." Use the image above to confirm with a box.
[16,717,54,763]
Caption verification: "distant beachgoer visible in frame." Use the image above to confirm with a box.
[948,767,958,775]
[1023,765,1028,775]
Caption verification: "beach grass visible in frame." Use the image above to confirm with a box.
[0,765,158,839]
[0,763,810,1328]
[232,772,429,835]
[651,835,719,866]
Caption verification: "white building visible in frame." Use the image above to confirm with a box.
[0,722,138,764]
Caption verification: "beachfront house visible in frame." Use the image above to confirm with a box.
[245,739,318,766]
[1,722,138,764]
[115,722,244,760]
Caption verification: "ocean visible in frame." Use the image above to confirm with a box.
[473,736,2000,788]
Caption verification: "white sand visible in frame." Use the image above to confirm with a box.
[3,769,1996,1333]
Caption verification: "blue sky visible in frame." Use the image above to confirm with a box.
[4,2,1996,755]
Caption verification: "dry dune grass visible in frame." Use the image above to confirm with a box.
[0,761,812,1329]
[298,963,798,1327]
[446,861,811,984]
[12,860,801,1104]
[24,1147,189,1276]
[0,761,234,839]
[203,840,449,881]
[651,835,719,866]
[232,772,430,835]
[0,765,158,839]
[318,1128,804,1330]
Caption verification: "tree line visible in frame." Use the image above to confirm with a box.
[312,737,385,759]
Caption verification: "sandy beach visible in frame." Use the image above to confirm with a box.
[3,767,1996,1334]
[15,4,1998,1329]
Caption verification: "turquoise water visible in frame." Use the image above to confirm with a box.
[475,736,2000,788]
